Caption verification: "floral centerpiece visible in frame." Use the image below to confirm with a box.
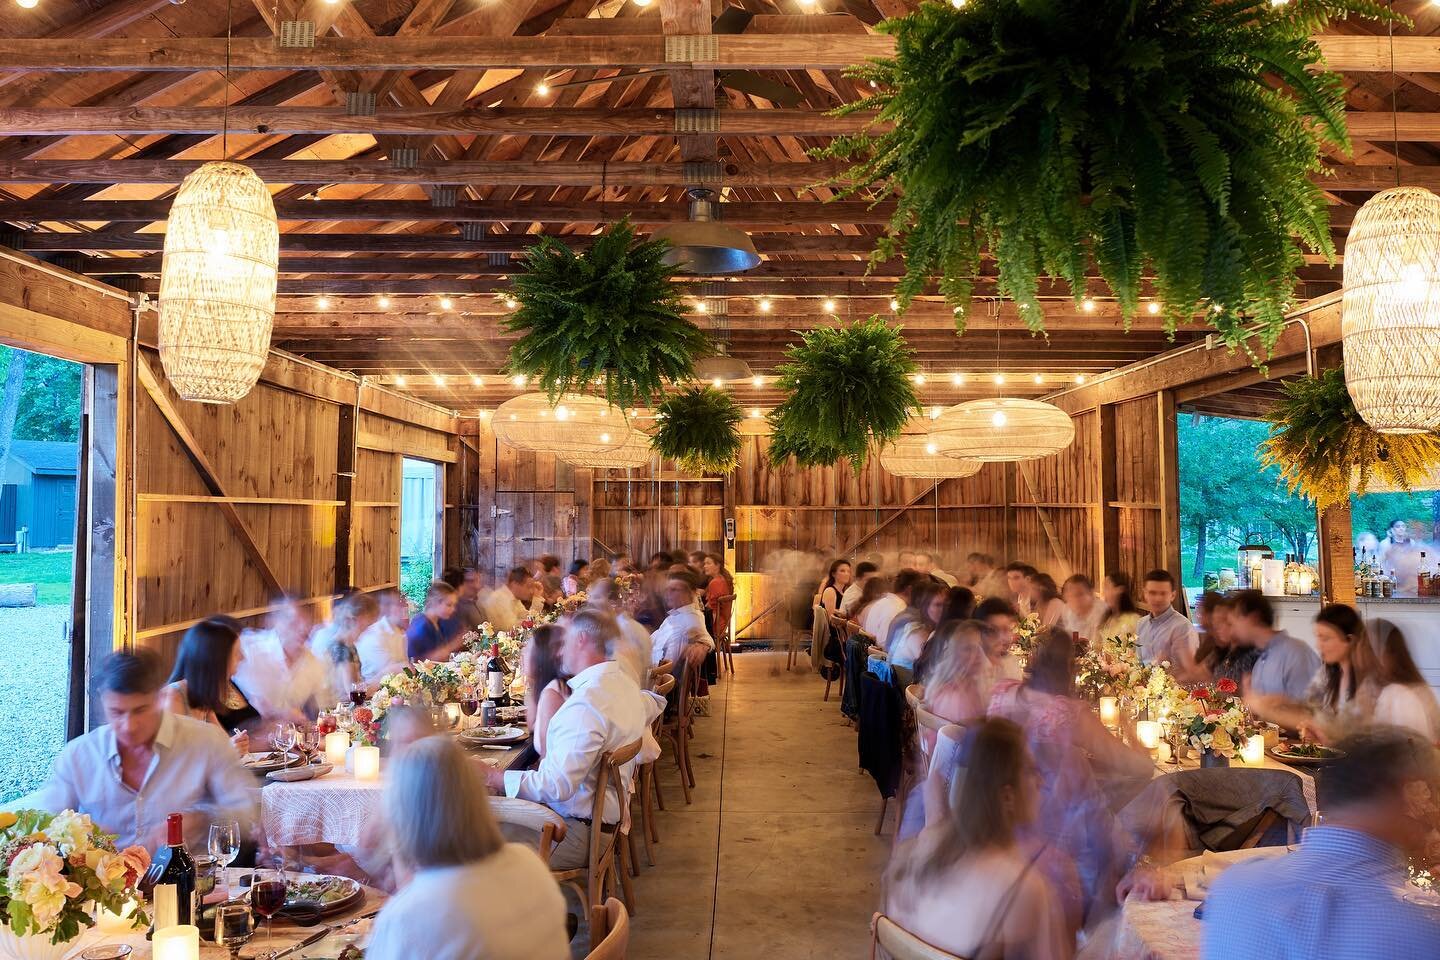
[559,592,587,614]
[1075,633,1178,718]
[0,810,149,957]
[1166,678,1253,762]
[1008,613,1045,665]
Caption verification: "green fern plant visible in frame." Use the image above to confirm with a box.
[503,218,710,409]
[822,0,1401,352]
[767,318,920,471]
[652,386,745,474]
[1261,368,1440,509]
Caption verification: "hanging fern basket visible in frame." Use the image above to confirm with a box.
[652,386,744,474]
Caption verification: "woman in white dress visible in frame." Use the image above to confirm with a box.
[1371,619,1440,743]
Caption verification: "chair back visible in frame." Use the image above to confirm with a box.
[585,898,631,960]
[913,702,949,768]
[810,604,831,671]
[587,738,644,865]
[871,912,967,960]
[904,684,925,712]
[651,659,674,683]
[714,593,736,641]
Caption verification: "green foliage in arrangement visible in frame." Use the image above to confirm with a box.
[503,218,710,409]
[1261,368,1440,509]
[652,386,745,474]
[821,0,1400,352]
[766,318,920,471]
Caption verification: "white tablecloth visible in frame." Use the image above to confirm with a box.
[263,771,384,847]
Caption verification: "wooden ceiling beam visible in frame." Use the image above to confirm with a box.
[1314,35,1440,73]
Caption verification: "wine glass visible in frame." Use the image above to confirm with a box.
[296,724,320,763]
[213,902,254,959]
[249,861,288,947]
[208,821,241,896]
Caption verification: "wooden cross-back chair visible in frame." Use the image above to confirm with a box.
[713,592,736,676]
[584,898,631,960]
[660,659,699,804]
[635,671,675,867]
[871,913,967,960]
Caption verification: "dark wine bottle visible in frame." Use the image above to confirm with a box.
[485,642,508,706]
[143,813,198,934]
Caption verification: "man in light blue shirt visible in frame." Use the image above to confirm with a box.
[17,652,254,850]
[1202,727,1440,960]
[1135,569,1200,681]
[1230,589,1319,701]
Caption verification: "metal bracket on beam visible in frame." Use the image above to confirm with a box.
[487,252,511,269]
[674,109,720,134]
[277,21,316,48]
[345,92,377,116]
[430,185,458,207]
[390,147,420,169]
[682,161,724,185]
[459,223,487,242]
[665,35,719,64]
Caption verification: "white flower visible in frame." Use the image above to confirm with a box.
[9,843,81,933]
[44,810,93,856]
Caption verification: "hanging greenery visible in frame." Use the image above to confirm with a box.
[821,0,1400,351]
[1261,368,1440,509]
[651,386,745,474]
[503,218,710,409]
[767,318,920,471]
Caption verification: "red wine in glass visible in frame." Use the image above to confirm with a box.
[460,699,479,717]
[349,687,367,707]
[251,880,286,919]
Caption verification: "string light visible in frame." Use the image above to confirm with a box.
[950,0,966,7]
[752,375,765,388]
[758,298,773,312]
[994,373,1006,385]
[749,408,762,418]
[536,82,551,96]
[439,297,453,310]
[511,374,527,387]
[1081,298,1096,313]
[991,409,1007,428]
[712,377,725,389]
[504,296,518,309]
[912,373,927,386]
[822,299,837,313]
[395,374,407,387]
[930,405,942,419]
[1212,303,1224,314]
[599,432,612,443]
[15,0,39,8]
[1033,374,1044,385]
[925,442,939,455]
[433,374,445,387]
[479,410,492,419]
[634,0,651,6]
[952,373,965,387]
[377,295,390,309]
[1075,374,1087,384]
[1146,301,1161,315]
[694,300,708,314]
[889,299,900,311]
[317,296,331,309]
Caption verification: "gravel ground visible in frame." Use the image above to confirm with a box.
[0,606,70,803]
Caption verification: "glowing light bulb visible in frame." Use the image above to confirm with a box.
[15,0,38,9]
[1033,374,1044,385]
[536,82,550,96]
[439,297,453,310]
[479,410,492,419]
[752,375,764,388]
[929,405,942,419]
[1212,303,1224,314]
[555,405,570,420]
[1081,298,1096,313]
[395,374,407,386]
[869,80,878,89]
[634,0,651,6]
[889,299,900,311]
[599,432,611,443]
[749,408,761,418]
[759,298,773,313]
[950,0,965,7]
[994,373,1005,386]
[822,299,837,313]
[433,374,445,386]
[925,442,938,455]
[1146,301,1161,315]
[511,374,526,387]
[951,373,965,387]
[712,377,725,389]
[694,300,708,314]
[913,373,926,385]
[991,410,1007,428]
[317,296,331,309]
[504,296,518,309]
[598,408,608,417]
[471,375,484,387]
[1075,374,1087,384]
[377,295,391,309]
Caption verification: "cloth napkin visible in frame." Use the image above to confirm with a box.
[1179,846,1293,901]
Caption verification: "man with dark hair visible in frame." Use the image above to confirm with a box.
[967,552,1006,599]
[859,568,924,651]
[840,561,879,616]
[536,554,562,577]
[1202,727,1440,958]
[974,597,1023,697]
[1230,589,1318,701]
[483,565,538,631]
[1136,568,1200,680]
[18,652,254,849]
[650,575,714,668]
[647,552,673,572]
[439,565,485,639]
[1004,562,1037,613]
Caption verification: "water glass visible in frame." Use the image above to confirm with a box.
[213,901,255,959]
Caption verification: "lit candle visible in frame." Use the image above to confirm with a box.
[96,897,138,933]
[324,731,350,766]
[353,744,381,780]
[1135,720,1161,750]
[1156,740,1172,763]
[1241,734,1266,765]
[444,702,462,728]
[1099,697,1119,727]
[153,924,200,960]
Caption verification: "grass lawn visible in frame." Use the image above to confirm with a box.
[0,550,73,605]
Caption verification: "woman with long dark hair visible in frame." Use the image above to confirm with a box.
[163,618,259,753]
[817,559,853,618]
[523,625,569,757]
[1097,571,1141,641]
[1372,619,1440,741]
[1028,572,1066,628]
[889,580,948,671]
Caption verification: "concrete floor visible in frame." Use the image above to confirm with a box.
[625,651,891,960]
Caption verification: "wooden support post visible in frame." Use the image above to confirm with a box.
[335,393,359,592]
[74,363,122,731]
[475,416,498,582]
[573,467,593,565]
[1156,391,1184,609]
[1095,403,1120,579]
[1319,501,1356,604]
[1003,462,1018,563]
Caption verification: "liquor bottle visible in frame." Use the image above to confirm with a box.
[143,813,198,933]
[485,642,507,704]
[1419,552,1430,598]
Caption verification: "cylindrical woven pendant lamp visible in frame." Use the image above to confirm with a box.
[560,430,655,469]
[930,398,1075,462]
[158,161,279,404]
[1342,185,1440,434]
[492,393,631,455]
[879,431,984,478]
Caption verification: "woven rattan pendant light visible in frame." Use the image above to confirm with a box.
[879,430,984,478]
[560,430,655,470]
[157,4,278,404]
[930,398,1075,462]
[492,393,632,455]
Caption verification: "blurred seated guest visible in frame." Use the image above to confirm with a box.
[1098,571,1141,641]
[524,625,569,757]
[967,552,1007,600]
[687,549,708,571]
[917,621,991,745]
[860,569,924,650]
[912,590,976,683]
[913,550,957,587]
[1029,572,1067,629]
[538,575,564,613]
[1372,619,1440,741]
[1005,562,1038,614]
[483,610,648,870]
[885,717,1073,960]
[1059,574,1106,647]
[818,559,853,618]
[1194,593,1258,687]
[356,589,411,684]
[407,581,461,663]
[585,577,652,687]
[989,629,1152,927]
[163,618,257,753]
[484,566,537,632]
[20,652,254,850]
[889,580,948,672]
[647,551,672,573]
[535,554,562,582]
[588,557,611,581]
[701,552,736,640]
[440,566,486,638]
[312,591,379,707]
[850,574,890,625]
[840,561,879,616]
[561,559,589,597]
[1201,727,1440,960]
[367,736,569,960]
[1135,569,1200,681]
[975,597,1024,700]
[650,573,714,669]
[235,596,326,723]
[1231,589,1319,702]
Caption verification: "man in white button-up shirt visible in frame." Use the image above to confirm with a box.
[18,652,254,851]
[584,577,653,687]
[356,589,411,684]
[649,576,714,669]
[484,609,648,869]
[483,566,538,632]
[234,598,328,723]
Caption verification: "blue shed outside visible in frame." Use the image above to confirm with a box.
[1,440,79,550]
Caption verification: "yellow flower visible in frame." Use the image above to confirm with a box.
[0,811,16,830]
[1211,727,1234,753]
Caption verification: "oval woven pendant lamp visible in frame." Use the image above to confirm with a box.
[879,431,984,479]
[560,430,655,470]
[492,393,632,455]
[1342,185,1440,434]
[158,161,279,404]
[930,398,1076,462]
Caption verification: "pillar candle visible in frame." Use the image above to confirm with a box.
[353,744,381,780]
[444,702,462,728]
[1156,740,1172,764]
[153,924,199,960]
[1098,697,1119,727]
[1241,734,1266,765]
[324,731,350,766]
[95,898,138,933]
[1135,720,1161,750]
